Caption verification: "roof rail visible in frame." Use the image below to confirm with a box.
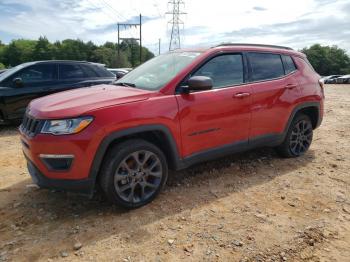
[214,43,293,50]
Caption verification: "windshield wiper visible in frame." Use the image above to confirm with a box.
[115,82,136,87]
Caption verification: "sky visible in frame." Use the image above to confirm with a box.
[0,0,349,54]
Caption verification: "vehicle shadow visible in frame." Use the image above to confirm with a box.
[0,145,316,259]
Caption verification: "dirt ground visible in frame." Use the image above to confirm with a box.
[0,85,349,262]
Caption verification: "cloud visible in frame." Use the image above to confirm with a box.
[0,0,349,53]
[252,6,267,11]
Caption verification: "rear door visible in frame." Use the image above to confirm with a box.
[1,63,57,119]
[247,52,300,139]
[176,53,252,157]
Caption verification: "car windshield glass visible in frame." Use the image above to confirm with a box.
[0,62,34,82]
[115,51,201,90]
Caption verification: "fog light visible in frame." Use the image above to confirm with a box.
[39,154,74,171]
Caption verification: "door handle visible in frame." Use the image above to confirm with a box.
[285,84,297,89]
[233,92,251,98]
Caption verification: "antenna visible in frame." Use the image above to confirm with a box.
[166,0,186,51]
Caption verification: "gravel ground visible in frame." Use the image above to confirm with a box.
[0,85,349,262]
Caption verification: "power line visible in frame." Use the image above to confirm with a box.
[166,0,186,51]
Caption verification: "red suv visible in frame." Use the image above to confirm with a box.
[20,44,324,208]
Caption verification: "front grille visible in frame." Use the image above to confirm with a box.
[20,114,43,137]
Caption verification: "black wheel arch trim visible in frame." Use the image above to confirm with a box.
[283,101,322,138]
[88,124,182,184]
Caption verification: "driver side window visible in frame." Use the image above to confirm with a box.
[13,64,56,86]
[192,54,244,89]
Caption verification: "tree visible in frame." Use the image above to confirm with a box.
[33,36,52,60]
[301,44,350,75]
[0,37,154,68]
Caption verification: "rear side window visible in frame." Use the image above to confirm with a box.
[80,64,99,78]
[248,53,284,82]
[91,65,115,77]
[193,54,244,88]
[59,64,85,79]
[282,55,297,74]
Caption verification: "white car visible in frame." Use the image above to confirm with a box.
[335,74,350,84]
[320,75,342,84]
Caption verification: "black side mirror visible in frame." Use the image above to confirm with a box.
[185,76,213,93]
[116,71,126,80]
[13,77,23,87]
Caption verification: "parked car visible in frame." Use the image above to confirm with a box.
[320,75,342,84]
[0,60,116,122]
[20,44,324,208]
[107,68,132,79]
[0,69,7,75]
[335,74,350,84]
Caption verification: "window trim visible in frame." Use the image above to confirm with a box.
[176,51,248,94]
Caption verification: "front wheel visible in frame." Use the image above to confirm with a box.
[99,139,168,208]
[276,114,313,158]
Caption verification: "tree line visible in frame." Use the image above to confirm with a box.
[301,44,350,76]
[0,38,349,76]
[0,36,154,69]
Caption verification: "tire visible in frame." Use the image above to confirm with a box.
[99,139,168,208]
[276,114,313,158]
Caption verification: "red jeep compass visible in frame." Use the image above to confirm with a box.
[20,44,324,208]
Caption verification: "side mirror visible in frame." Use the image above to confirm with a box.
[13,77,23,87]
[116,71,126,80]
[185,76,213,92]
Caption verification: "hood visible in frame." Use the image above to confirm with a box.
[29,84,153,119]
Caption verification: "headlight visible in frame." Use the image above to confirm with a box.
[41,117,93,135]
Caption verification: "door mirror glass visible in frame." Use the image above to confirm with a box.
[13,77,23,87]
[186,76,213,92]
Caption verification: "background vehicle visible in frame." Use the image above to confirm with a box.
[107,68,132,79]
[0,69,7,75]
[20,44,324,208]
[321,75,342,84]
[335,74,350,84]
[0,60,116,122]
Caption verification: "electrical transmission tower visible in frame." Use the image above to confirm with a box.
[166,0,186,51]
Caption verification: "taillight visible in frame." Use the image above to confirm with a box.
[318,79,325,98]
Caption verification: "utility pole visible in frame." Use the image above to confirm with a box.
[159,38,161,55]
[117,14,142,66]
[166,0,186,51]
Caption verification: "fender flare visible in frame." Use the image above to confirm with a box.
[283,101,321,137]
[88,124,182,182]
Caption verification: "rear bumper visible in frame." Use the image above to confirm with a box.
[25,154,95,196]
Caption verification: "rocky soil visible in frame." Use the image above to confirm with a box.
[0,85,349,261]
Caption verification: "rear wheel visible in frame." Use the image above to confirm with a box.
[99,139,168,208]
[276,114,313,158]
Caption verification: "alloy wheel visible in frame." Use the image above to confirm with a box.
[289,120,313,155]
[114,150,163,204]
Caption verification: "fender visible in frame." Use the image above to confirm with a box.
[88,124,182,182]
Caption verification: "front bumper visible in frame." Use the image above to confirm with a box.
[26,155,95,196]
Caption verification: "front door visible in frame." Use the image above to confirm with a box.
[176,53,252,157]
[2,63,57,119]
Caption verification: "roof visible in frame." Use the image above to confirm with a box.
[32,60,105,66]
[173,43,304,57]
[214,43,293,50]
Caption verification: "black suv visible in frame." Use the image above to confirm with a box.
[0,60,116,122]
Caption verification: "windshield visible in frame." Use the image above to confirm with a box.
[115,51,201,90]
[0,62,34,82]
